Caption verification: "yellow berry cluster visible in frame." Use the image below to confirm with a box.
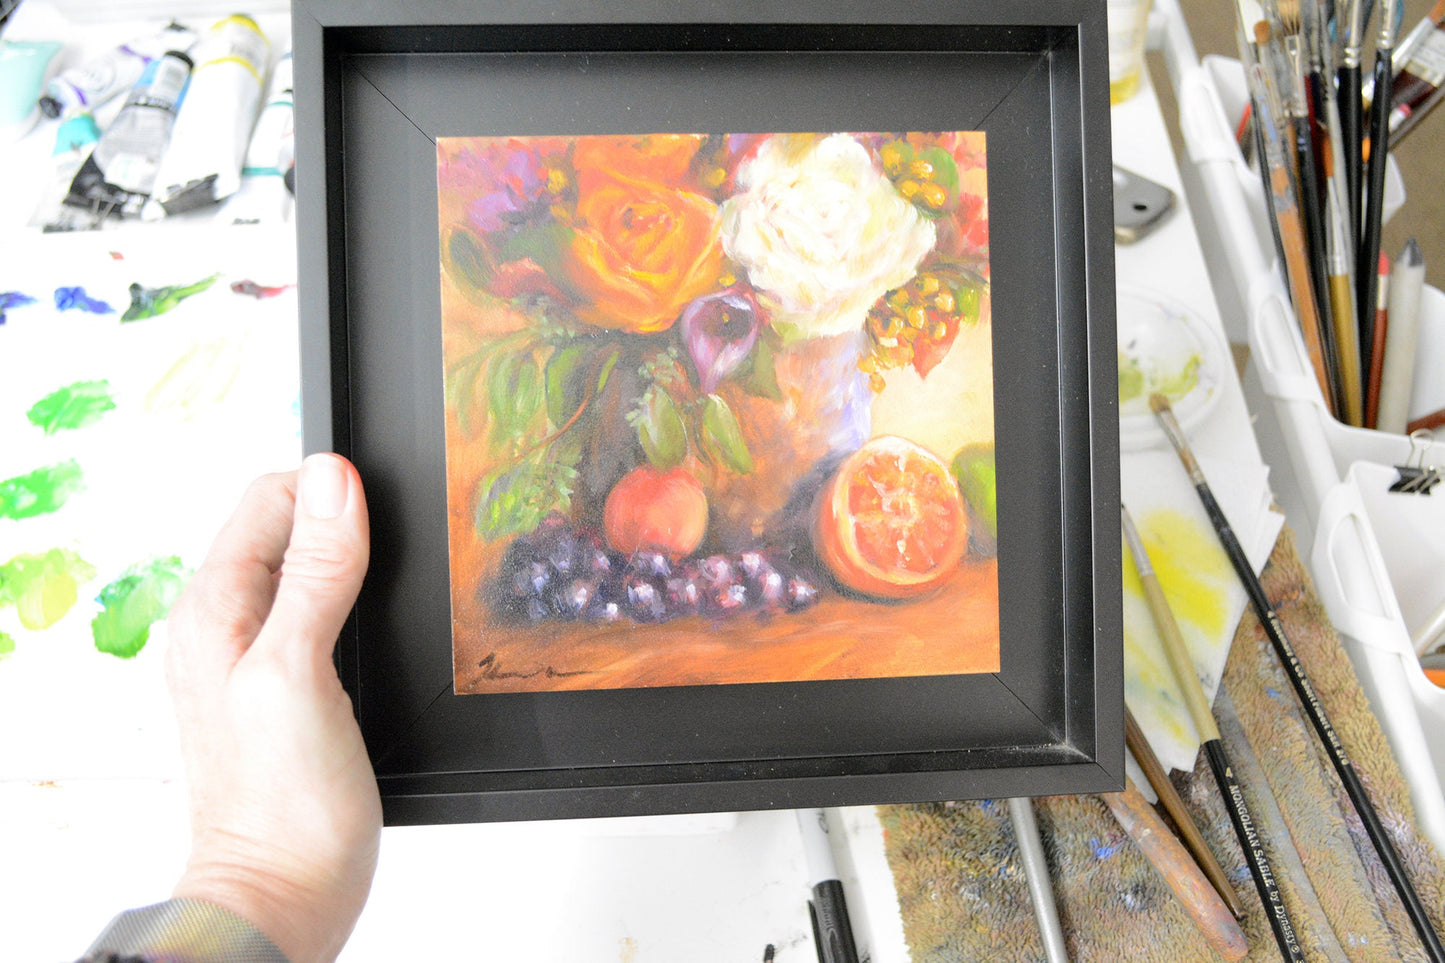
[860,271,960,390]
[880,142,951,215]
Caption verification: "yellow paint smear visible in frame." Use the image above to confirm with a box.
[1122,508,1230,640]
[1121,507,1238,769]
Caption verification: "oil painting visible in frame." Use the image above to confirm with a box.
[438,131,997,694]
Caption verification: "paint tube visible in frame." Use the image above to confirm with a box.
[145,15,270,218]
[63,50,193,221]
[1389,17,1445,138]
[28,112,102,231]
[226,50,293,224]
[38,21,196,119]
[0,40,62,141]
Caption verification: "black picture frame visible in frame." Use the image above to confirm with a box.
[292,0,1123,825]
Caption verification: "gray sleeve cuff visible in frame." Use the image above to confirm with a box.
[81,898,290,963]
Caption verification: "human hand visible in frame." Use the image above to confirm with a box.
[165,454,380,963]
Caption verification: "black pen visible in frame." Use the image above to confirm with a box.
[1358,0,1399,372]
[797,809,861,963]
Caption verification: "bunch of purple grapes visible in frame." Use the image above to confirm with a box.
[493,513,822,625]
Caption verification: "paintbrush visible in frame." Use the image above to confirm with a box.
[1247,45,1338,415]
[1124,705,1247,919]
[1286,31,1342,416]
[1323,148,1364,426]
[1007,798,1070,963]
[1121,504,1305,963]
[1358,0,1400,372]
[1149,393,1445,963]
[1101,779,1250,961]
[1338,0,1366,244]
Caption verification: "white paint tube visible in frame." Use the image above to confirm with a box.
[29,111,101,230]
[226,50,293,224]
[146,15,270,218]
[38,21,196,119]
[63,49,193,220]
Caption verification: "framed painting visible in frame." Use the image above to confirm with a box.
[293,0,1123,824]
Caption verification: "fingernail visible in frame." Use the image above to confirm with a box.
[299,454,348,519]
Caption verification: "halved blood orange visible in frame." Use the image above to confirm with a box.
[814,436,969,600]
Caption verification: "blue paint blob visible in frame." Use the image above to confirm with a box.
[1090,838,1120,859]
[54,286,115,314]
[1267,687,1283,699]
[0,291,38,324]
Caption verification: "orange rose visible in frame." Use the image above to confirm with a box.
[572,134,704,188]
[562,170,724,333]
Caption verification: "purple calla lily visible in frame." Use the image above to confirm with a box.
[679,287,761,393]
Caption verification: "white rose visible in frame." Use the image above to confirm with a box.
[720,134,936,341]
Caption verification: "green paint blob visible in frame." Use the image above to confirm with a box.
[0,460,85,520]
[0,548,96,630]
[0,631,14,660]
[26,380,116,435]
[122,273,220,322]
[91,556,190,659]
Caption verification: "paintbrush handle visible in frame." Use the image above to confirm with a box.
[1008,797,1070,963]
[1102,781,1250,962]
[1137,569,1223,743]
[1357,49,1393,349]
[1337,62,1363,248]
[1204,741,1306,962]
[1124,707,1246,919]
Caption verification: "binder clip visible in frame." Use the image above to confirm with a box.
[1390,430,1440,495]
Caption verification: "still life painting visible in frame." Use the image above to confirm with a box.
[437,130,998,694]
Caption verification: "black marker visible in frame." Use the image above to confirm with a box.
[796,809,861,963]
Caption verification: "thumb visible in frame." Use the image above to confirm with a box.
[252,453,370,672]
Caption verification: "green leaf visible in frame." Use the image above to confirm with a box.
[446,353,487,436]
[634,389,688,469]
[486,351,544,443]
[545,344,587,429]
[474,460,577,541]
[954,279,982,328]
[596,347,621,394]
[700,395,753,475]
[920,145,960,204]
[445,228,491,290]
[736,338,783,401]
[495,222,573,278]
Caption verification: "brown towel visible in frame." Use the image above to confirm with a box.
[880,526,1445,961]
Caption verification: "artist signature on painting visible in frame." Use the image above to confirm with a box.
[476,652,595,681]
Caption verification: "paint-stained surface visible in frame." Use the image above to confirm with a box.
[438,130,998,694]
[0,226,300,783]
[1121,506,1246,771]
[881,532,1445,962]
